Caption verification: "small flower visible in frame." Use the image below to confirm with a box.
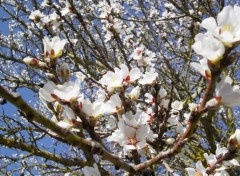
[39,79,82,103]
[99,67,124,89]
[82,163,101,176]
[192,33,225,64]
[185,161,207,176]
[99,64,141,89]
[191,58,211,79]
[229,129,240,148]
[139,69,158,85]
[129,86,141,100]
[39,81,58,102]
[207,76,240,108]
[58,63,70,81]
[171,100,183,111]
[29,10,43,21]
[82,99,104,118]
[23,57,46,68]
[105,93,122,114]
[145,93,155,104]
[165,138,175,145]
[158,88,167,98]
[53,80,82,102]
[43,36,67,59]
[61,2,72,16]
[120,64,142,83]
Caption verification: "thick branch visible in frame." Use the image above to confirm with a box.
[0,135,85,167]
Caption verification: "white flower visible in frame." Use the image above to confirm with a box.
[201,5,240,46]
[29,10,43,20]
[82,99,104,118]
[145,93,155,104]
[39,79,82,103]
[58,63,70,80]
[191,58,211,79]
[43,36,67,59]
[229,129,240,148]
[165,138,175,145]
[61,2,72,16]
[129,86,141,100]
[105,93,122,114]
[107,111,157,153]
[130,45,156,66]
[158,88,167,98]
[160,99,170,109]
[82,163,101,176]
[188,103,198,111]
[39,81,58,102]
[23,57,46,68]
[53,80,82,102]
[139,69,158,85]
[99,67,124,89]
[192,33,225,64]
[120,64,142,83]
[215,76,240,107]
[99,64,141,89]
[185,161,207,176]
[131,45,145,60]
[204,144,239,169]
[171,100,183,111]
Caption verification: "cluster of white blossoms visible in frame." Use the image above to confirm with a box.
[20,2,240,176]
[186,5,240,176]
[186,144,239,176]
[97,0,125,42]
[191,5,240,108]
[29,1,72,30]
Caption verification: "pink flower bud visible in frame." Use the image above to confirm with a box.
[59,63,70,80]
[23,57,39,66]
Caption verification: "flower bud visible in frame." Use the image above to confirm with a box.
[129,86,141,100]
[23,57,47,69]
[165,138,175,145]
[228,129,240,149]
[23,57,39,67]
[205,97,221,110]
[59,63,70,80]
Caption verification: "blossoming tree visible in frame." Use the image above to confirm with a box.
[0,0,240,175]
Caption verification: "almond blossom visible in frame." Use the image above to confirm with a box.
[201,5,240,46]
[82,163,101,176]
[186,161,207,176]
[105,93,122,114]
[191,33,225,64]
[130,45,156,66]
[58,63,70,80]
[204,144,239,168]
[39,79,82,103]
[139,69,158,85]
[81,99,104,118]
[128,86,141,100]
[43,36,67,59]
[191,58,211,79]
[206,76,240,108]
[107,111,157,153]
[228,129,240,148]
[99,64,141,90]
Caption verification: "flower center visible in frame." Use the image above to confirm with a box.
[220,25,232,34]
[128,138,137,146]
